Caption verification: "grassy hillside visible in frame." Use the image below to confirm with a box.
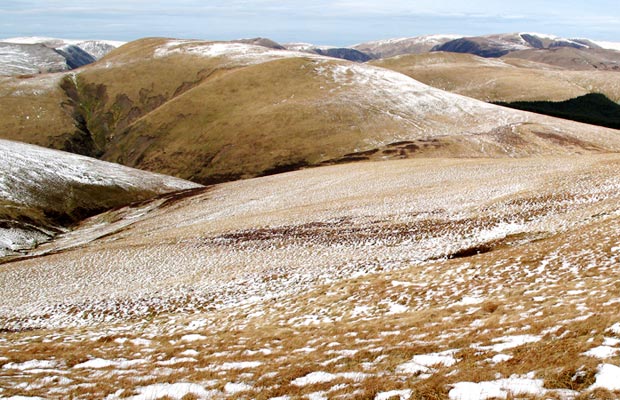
[2,39,620,186]
[495,93,620,130]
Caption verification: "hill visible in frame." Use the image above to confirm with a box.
[372,52,620,103]
[2,154,620,398]
[505,46,620,71]
[351,34,463,58]
[0,139,200,259]
[432,32,606,58]
[2,38,620,185]
[283,42,372,62]
[350,32,620,61]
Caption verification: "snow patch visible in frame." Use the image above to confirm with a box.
[180,334,206,342]
[474,335,541,352]
[375,389,413,400]
[109,382,215,400]
[218,361,263,370]
[224,382,253,393]
[397,350,459,374]
[449,377,546,400]
[590,364,620,391]
[584,346,620,359]
[2,359,57,370]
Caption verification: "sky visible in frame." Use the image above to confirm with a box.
[1,0,620,46]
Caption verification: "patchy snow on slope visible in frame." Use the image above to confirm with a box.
[224,382,253,393]
[583,345,620,359]
[284,42,336,51]
[291,371,368,386]
[0,42,67,75]
[218,361,262,370]
[319,61,520,134]
[351,34,463,52]
[397,350,459,375]
[74,358,145,369]
[474,335,542,352]
[2,360,58,370]
[374,389,413,400]
[2,37,125,59]
[153,40,326,66]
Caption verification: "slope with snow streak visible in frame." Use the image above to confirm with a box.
[2,154,620,330]
[0,139,200,258]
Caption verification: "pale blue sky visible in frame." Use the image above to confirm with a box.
[1,0,619,45]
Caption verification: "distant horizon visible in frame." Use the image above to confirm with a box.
[2,0,620,47]
[2,31,620,48]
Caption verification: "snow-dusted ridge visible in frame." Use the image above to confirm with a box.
[0,37,125,75]
[153,40,330,65]
[2,36,126,49]
[352,34,463,48]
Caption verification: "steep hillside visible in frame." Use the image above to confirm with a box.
[2,154,620,398]
[0,139,200,259]
[372,52,620,103]
[0,73,82,152]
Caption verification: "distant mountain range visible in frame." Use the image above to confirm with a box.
[3,32,619,77]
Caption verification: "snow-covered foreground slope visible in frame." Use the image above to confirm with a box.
[2,154,620,398]
[2,154,620,328]
[0,139,200,258]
